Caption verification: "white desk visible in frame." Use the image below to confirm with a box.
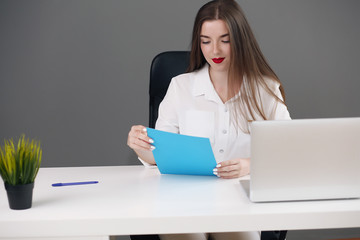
[1,166,360,239]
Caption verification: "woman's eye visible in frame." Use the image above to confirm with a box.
[201,41,210,44]
[222,40,230,43]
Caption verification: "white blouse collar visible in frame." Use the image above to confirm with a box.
[192,64,223,104]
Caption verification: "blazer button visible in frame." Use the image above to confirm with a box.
[219,149,224,153]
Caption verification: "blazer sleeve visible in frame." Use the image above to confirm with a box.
[155,78,180,133]
[259,79,291,120]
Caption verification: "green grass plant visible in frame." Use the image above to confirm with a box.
[0,135,42,186]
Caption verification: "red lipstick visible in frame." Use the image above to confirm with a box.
[212,58,225,64]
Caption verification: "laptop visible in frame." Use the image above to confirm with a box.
[246,117,360,202]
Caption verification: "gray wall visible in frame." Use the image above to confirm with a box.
[1,0,360,168]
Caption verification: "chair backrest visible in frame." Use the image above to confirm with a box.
[149,51,190,128]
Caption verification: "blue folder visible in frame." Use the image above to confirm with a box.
[146,128,217,176]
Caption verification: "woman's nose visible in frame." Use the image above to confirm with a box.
[212,42,220,55]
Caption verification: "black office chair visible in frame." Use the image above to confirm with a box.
[130,51,287,240]
[130,51,190,240]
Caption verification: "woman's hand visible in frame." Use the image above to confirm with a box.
[127,125,156,165]
[127,125,154,151]
[213,158,250,179]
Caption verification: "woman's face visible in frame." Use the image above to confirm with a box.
[200,19,231,73]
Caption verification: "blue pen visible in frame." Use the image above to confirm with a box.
[52,181,99,187]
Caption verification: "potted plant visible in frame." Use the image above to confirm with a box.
[0,135,42,210]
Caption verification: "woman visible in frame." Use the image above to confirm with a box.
[128,0,290,239]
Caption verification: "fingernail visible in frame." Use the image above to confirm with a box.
[213,172,218,176]
[150,146,156,150]
[143,128,147,132]
[149,139,154,143]
[216,164,221,168]
[213,168,218,172]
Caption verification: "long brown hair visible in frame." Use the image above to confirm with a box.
[188,0,287,132]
